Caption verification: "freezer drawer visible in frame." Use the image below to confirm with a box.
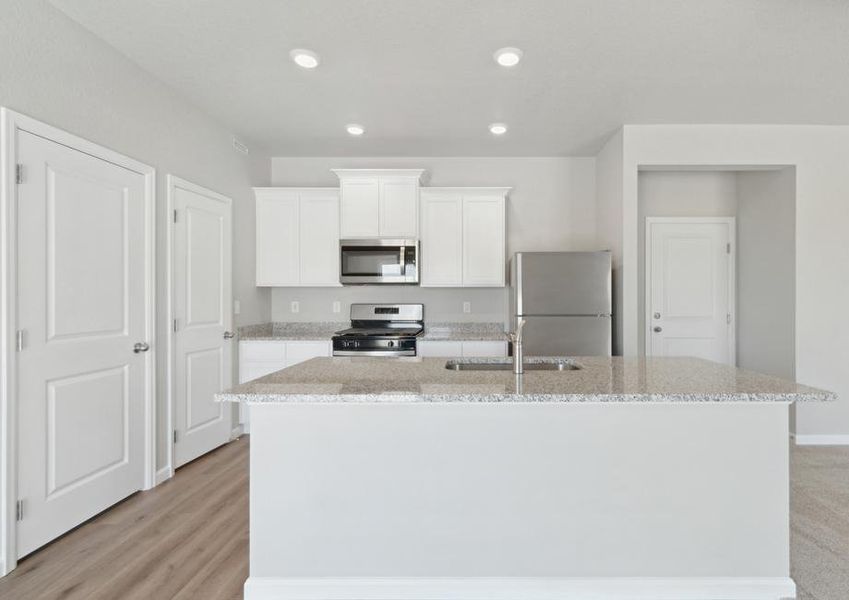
[518,316,612,356]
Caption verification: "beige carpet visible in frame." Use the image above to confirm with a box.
[792,445,849,600]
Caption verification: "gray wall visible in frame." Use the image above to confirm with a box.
[269,156,597,323]
[1,0,271,470]
[736,168,796,380]
[637,171,739,354]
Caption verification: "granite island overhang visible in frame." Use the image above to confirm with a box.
[217,356,834,600]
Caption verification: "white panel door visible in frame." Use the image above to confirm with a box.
[647,219,734,364]
[299,191,340,286]
[379,178,418,237]
[340,179,379,238]
[463,195,505,286]
[173,180,233,468]
[420,192,462,286]
[256,190,299,285]
[16,131,149,558]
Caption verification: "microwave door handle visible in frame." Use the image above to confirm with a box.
[399,246,405,267]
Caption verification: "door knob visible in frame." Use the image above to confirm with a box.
[653,326,662,333]
[223,331,236,339]
[133,342,150,353]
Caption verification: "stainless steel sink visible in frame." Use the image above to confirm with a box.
[444,359,580,372]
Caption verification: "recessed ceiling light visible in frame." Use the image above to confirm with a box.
[290,49,319,69]
[494,47,523,67]
[346,124,365,136]
[489,123,508,135]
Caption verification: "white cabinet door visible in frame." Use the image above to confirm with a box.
[299,190,340,286]
[285,341,331,367]
[417,341,464,357]
[463,195,505,286]
[420,192,463,286]
[256,190,299,286]
[340,179,380,238]
[379,178,418,237]
[239,341,287,363]
[239,362,284,384]
[462,341,507,357]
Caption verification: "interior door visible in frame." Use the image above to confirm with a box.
[173,179,233,468]
[647,220,734,364]
[16,131,149,558]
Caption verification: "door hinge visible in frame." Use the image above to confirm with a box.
[173,318,178,333]
[15,164,23,185]
[173,430,178,444]
[16,499,24,522]
[15,329,24,352]
[173,209,178,223]
[726,242,731,254]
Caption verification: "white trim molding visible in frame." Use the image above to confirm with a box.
[794,434,849,446]
[154,466,174,486]
[244,577,796,600]
[0,107,156,576]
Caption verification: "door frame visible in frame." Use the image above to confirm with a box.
[644,216,736,362]
[0,108,157,576]
[165,175,235,481]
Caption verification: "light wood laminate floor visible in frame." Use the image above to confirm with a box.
[0,438,847,599]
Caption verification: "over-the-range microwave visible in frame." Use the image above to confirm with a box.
[339,239,419,285]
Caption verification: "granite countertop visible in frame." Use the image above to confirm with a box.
[217,356,834,404]
[238,321,506,342]
[238,322,347,341]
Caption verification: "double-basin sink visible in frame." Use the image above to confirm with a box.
[445,358,580,372]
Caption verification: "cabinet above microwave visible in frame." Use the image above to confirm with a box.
[332,169,426,239]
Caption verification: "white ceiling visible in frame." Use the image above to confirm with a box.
[50,0,849,156]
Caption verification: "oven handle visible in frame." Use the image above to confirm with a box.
[332,350,417,357]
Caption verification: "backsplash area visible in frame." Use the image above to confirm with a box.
[270,286,508,324]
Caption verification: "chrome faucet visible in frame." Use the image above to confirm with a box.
[508,318,526,375]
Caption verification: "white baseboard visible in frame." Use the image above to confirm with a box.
[231,424,244,440]
[0,557,8,578]
[154,466,173,486]
[244,576,796,600]
[794,434,849,446]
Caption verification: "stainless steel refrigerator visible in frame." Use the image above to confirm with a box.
[509,251,612,356]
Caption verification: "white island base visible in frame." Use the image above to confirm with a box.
[245,401,794,600]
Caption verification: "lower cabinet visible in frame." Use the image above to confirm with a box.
[417,340,507,358]
[238,340,331,430]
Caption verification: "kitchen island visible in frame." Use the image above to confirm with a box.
[218,356,832,600]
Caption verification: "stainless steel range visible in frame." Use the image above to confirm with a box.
[332,303,424,357]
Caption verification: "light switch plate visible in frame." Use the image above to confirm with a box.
[291,301,300,313]
[463,301,471,314]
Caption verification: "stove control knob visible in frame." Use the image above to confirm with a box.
[387,340,395,348]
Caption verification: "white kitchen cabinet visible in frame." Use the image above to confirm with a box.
[417,340,463,357]
[254,188,340,287]
[238,339,331,431]
[417,340,507,358]
[339,178,379,237]
[285,340,332,367]
[333,169,424,238]
[462,341,508,357]
[420,191,463,285]
[420,188,509,287]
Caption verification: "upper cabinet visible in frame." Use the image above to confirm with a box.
[332,169,424,238]
[254,187,340,287]
[420,188,509,287]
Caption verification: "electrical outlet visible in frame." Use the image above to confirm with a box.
[234,300,241,315]
[463,301,471,314]
[291,301,300,313]
[332,301,341,314]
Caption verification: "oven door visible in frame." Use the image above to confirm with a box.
[340,239,418,284]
